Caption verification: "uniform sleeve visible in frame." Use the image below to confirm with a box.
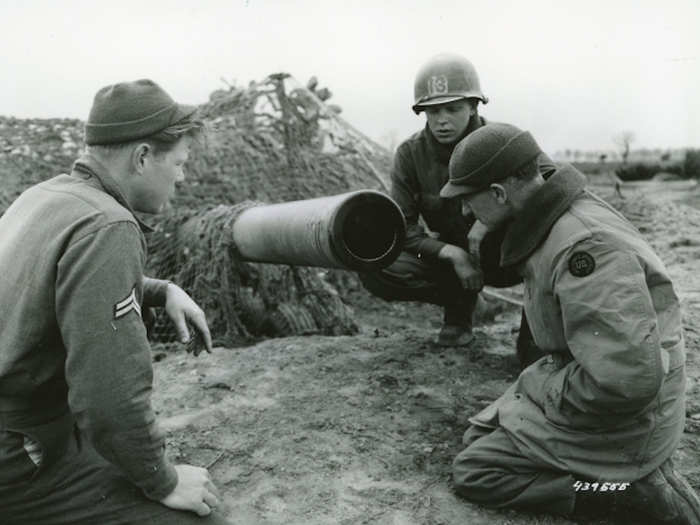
[390,145,446,259]
[542,239,665,424]
[56,221,177,501]
[143,276,169,308]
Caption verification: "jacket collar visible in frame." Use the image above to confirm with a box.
[500,164,587,266]
[425,113,485,166]
[71,153,154,233]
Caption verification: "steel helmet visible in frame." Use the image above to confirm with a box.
[412,53,489,114]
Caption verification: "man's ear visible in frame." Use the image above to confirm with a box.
[489,183,508,204]
[131,143,151,175]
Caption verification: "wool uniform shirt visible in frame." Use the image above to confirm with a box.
[390,120,484,261]
[0,154,176,500]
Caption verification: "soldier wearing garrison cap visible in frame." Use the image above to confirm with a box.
[0,79,233,524]
[359,54,549,355]
[448,123,700,524]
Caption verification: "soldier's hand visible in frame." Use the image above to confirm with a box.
[164,283,213,355]
[467,220,489,263]
[454,257,484,291]
[160,464,221,516]
[438,245,484,291]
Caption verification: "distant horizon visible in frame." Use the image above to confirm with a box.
[0,108,696,157]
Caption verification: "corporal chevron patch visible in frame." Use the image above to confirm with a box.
[114,286,142,319]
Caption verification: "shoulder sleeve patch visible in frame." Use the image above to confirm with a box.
[114,285,142,319]
[568,251,595,277]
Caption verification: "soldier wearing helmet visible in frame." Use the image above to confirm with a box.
[411,53,488,115]
[360,53,544,356]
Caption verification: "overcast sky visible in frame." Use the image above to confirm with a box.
[1,0,698,154]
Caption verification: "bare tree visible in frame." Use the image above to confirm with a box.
[613,131,636,164]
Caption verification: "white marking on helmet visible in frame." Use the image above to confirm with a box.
[427,75,448,96]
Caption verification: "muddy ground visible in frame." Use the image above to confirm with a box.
[151,178,700,525]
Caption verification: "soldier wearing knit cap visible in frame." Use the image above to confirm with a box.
[448,123,700,524]
[85,79,198,145]
[359,54,546,353]
[0,79,232,524]
[441,123,543,200]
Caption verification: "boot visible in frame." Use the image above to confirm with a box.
[574,460,700,524]
[620,459,700,524]
[436,295,477,347]
[436,324,474,347]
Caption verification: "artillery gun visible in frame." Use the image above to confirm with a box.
[162,190,405,343]
[228,190,405,271]
[181,190,406,272]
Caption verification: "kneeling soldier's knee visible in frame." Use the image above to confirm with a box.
[452,447,483,497]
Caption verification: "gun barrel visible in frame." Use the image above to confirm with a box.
[231,190,405,271]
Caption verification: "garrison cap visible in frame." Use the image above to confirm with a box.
[85,79,197,145]
[440,123,542,199]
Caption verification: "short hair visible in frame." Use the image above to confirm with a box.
[512,154,541,181]
[88,113,205,157]
[466,97,480,110]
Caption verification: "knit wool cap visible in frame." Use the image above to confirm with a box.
[85,79,196,145]
[440,123,542,199]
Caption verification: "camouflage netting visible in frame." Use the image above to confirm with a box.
[0,73,394,346]
[176,73,390,206]
[0,117,84,210]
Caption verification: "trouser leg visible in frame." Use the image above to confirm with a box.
[358,251,464,305]
[453,426,576,516]
[0,429,232,525]
[359,224,522,301]
[358,226,523,331]
[359,250,480,331]
[443,291,478,329]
